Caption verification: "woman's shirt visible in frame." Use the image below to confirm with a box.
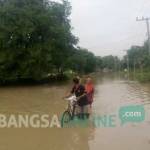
[85,83,94,104]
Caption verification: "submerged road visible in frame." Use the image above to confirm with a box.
[0,74,150,150]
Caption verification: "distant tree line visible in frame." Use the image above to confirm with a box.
[0,0,121,84]
[121,41,150,71]
[121,41,150,82]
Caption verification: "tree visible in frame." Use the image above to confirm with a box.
[102,55,119,71]
[49,0,78,74]
[0,0,77,82]
[65,47,96,74]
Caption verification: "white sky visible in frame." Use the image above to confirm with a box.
[55,0,150,57]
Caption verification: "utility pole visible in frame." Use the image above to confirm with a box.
[123,50,130,80]
[127,54,130,80]
[136,17,150,55]
[133,59,136,79]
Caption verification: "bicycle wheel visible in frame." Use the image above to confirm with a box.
[61,111,71,127]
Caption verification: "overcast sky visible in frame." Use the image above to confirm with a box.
[57,0,150,57]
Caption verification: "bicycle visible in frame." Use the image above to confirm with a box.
[61,95,77,127]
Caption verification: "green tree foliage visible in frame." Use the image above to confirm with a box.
[95,56,103,70]
[0,0,118,84]
[101,55,120,71]
[49,0,78,73]
[66,47,97,74]
[122,41,150,71]
[120,40,150,82]
[0,0,77,82]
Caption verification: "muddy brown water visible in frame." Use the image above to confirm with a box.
[0,74,150,150]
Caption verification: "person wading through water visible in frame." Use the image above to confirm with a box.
[85,77,95,118]
[65,77,89,119]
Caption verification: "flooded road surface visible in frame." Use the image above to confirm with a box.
[0,75,150,150]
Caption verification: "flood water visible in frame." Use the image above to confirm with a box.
[0,74,150,150]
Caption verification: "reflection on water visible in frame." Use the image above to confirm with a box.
[0,74,150,150]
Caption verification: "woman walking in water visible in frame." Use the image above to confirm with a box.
[85,77,95,117]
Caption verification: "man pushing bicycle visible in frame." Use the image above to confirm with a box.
[64,77,89,119]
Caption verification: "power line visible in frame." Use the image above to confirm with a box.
[136,17,150,55]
